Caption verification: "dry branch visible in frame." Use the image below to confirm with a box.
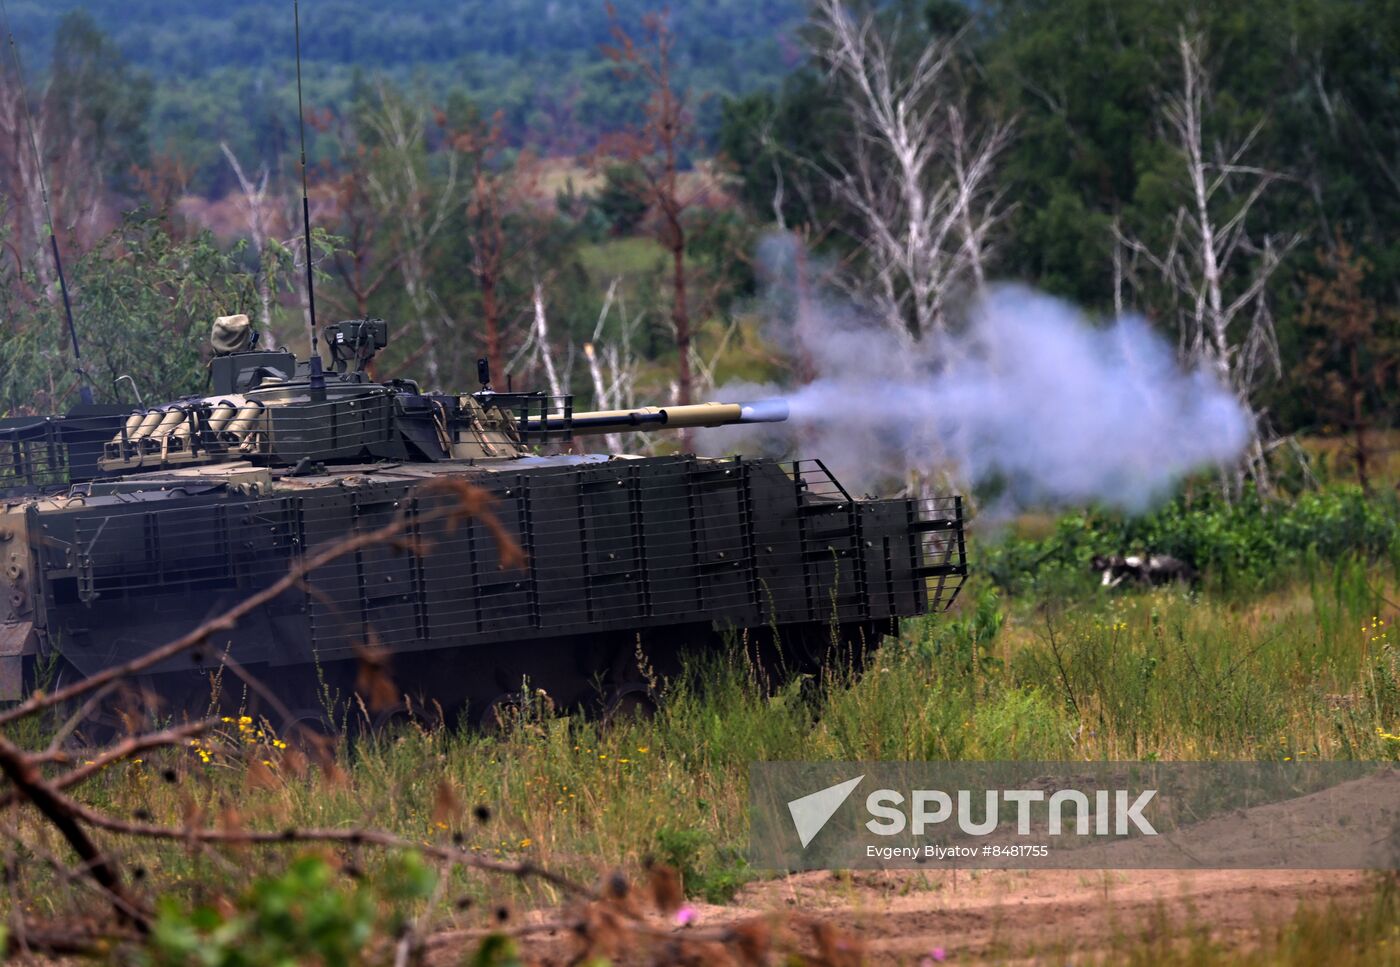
[0,476,834,963]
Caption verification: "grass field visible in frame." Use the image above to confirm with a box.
[9,544,1397,961]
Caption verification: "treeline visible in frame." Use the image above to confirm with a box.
[0,5,760,422]
[1,0,1396,491]
[720,0,1399,478]
[5,0,803,194]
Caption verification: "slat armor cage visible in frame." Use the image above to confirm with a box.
[31,456,965,677]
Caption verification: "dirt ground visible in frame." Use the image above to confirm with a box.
[705,866,1375,963]
[485,771,1396,963]
[476,866,1376,965]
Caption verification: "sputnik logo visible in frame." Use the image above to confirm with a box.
[787,775,864,848]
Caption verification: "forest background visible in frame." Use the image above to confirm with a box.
[2,4,1400,960]
[1,0,1397,494]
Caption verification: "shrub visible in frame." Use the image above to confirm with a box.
[142,853,434,967]
[981,485,1400,594]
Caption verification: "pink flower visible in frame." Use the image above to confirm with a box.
[919,948,947,965]
[674,904,698,927]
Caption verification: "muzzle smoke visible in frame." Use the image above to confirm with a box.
[702,234,1250,513]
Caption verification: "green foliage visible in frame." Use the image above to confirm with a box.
[463,934,525,967]
[142,853,434,967]
[653,825,751,903]
[594,163,650,236]
[685,208,759,308]
[981,486,1400,596]
[716,0,1400,436]
[718,69,846,230]
[0,216,264,414]
[915,582,1005,682]
[8,1,804,193]
[43,10,154,190]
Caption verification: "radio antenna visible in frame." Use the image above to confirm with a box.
[1,0,93,405]
[294,0,319,360]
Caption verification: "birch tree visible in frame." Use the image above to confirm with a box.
[1118,30,1299,497]
[220,142,279,346]
[580,278,653,455]
[810,0,1011,340]
[362,86,458,388]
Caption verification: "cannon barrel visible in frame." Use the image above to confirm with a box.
[523,399,788,436]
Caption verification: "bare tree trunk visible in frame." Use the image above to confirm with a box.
[482,267,501,381]
[220,142,277,348]
[810,0,1010,340]
[600,7,698,444]
[669,239,695,451]
[531,281,562,398]
[1117,29,1299,501]
[584,278,624,453]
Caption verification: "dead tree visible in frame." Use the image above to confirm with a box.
[220,142,279,346]
[529,279,565,398]
[810,0,1011,341]
[129,152,194,240]
[600,5,703,426]
[449,113,548,382]
[582,277,658,455]
[1117,29,1300,498]
[0,69,107,302]
[1297,238,1399,492]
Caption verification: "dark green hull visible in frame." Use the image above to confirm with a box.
[16,452,964,721]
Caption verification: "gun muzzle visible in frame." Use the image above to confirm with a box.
[526,399,789,436]
[738,399,789,424]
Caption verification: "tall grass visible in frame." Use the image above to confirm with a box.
[19,566,1395,922]
[1085,875,1400,966]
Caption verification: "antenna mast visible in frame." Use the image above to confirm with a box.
[1,0,93,405]
[294,0,319,360]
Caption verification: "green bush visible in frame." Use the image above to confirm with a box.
[142,853,434,967]
[981,486,1400,595]
[653,825,751,903]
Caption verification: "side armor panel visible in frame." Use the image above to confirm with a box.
[33,457,966,675]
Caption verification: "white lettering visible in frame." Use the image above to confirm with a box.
[865,790,906,835]
[1121,789,1157,835]
[1003,789,1044,834]
[957,789,998,835]
[911,790,952,834]
[1048,790,1090,834]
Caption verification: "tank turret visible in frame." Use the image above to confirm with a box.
[90,320,790,475]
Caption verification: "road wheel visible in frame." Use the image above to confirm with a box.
[368,697,445,737]
[601,683,659,726]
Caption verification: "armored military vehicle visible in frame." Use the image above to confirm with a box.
[0,316,966,730]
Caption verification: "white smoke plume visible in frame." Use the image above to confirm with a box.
[702,233,1250,514]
